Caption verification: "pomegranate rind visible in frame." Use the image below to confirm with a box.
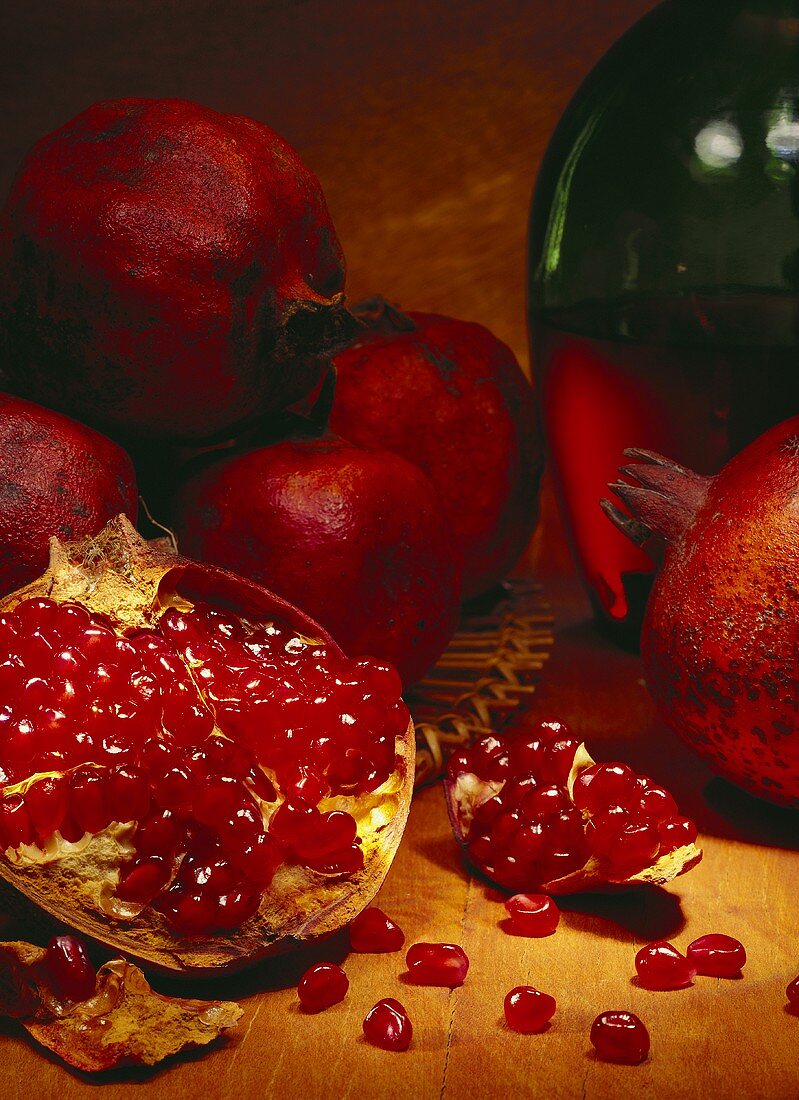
[444,742,702,894]
[0,940,241,1071]
[0,518,415,974]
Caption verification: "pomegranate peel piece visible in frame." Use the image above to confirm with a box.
[445,725,701,895]
[0,939,242,1071]
[0,517,415,974]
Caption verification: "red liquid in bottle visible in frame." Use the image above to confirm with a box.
[534,294,799,639]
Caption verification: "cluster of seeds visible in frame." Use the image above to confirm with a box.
[635,934,747,990]
[0,596,409,935]
[447,719,698,889]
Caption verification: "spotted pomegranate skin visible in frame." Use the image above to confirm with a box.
[605,425,799,806]
[0,518,414,974]
[445,717,700,894]
[330,299,543,598]
[0,393,136,594]
[174,434,463,686]
[0,99,353,444]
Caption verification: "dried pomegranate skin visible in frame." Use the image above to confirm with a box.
[0,393,136,594]
[0,98,353,444]
[608,427,799,806]
[0,518,415,975]
[174,433,463,686]
[445,720,701,895]
[331,300,543,597]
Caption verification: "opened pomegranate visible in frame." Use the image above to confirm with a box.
[330,297,543,598]
[0,393,137,594]
[604,424,799,806]
[0,98,354,444]
[173,431,462,686]
[445,717,701,893]
[0,517,413,973]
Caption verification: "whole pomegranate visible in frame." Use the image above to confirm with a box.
[0,392,136,593]
[173,431,462,686]
[329,298,543,598]
[0,98,353,443]
[605,424,799,806]
[0,517,414,973]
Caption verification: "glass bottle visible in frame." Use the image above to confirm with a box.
[528,0,799,642]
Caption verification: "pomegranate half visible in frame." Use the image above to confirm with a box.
[445,719,701,893]
[0,517,414,973]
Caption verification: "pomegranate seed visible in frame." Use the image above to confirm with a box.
[658,816,698,851]
[0,794,34,848]
[503,894,560,937]
[349,907,405,952]
[116,855,172,902]
[635,941,695,990]
[787,976,799,1013]
[25,776,69,842]
[363,998,412,1052]
[686,934,746,977]
[69,767,111,833]
[297,962,349,1012]
[572,762,639,814]
[405,942,469,987]
[637,783,678,822]
[108,764,151,822]
[135,810,182,857]
[521,784,569,819]
[504,986,556,1033]
[446,750,472,780]
[46,935,96,1002]
[538,737,582,786]
[163,888,220,934]
[590,1011,650,1064]
[216,888,261,927]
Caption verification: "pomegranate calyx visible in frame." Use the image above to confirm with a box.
[602,449,711,548]
[350,294,418,335]
[0,939,242,1071]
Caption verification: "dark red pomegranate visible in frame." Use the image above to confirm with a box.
[330,297,543,598]
[173,432,462,686]
[0,393,137,594]
[445,717,701,894]
[0,517,414,973]
[604,424,799,806]
[0,99,354,444]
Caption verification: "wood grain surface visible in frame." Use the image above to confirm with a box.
[2,1,799,1097]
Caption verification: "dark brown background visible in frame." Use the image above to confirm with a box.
[3,4,799,1099]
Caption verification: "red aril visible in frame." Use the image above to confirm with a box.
[445,717,701,895]
[45,935,96,1002]
[635,941,695,990]
[504,987,556,1033]
[503,894,560,937]
[405,943,469,988]
[0,518,414,975]
[590,1011,650,1065]
[297,962,349,1012]
[349,907,405,953]
[362,998,412,1052]
[687,934,746,978]
[787,977,799,1013]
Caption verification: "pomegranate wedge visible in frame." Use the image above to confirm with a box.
[445,718,701,893]
[0,517,414,973]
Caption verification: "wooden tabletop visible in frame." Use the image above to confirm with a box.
[3,1,799,1096]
